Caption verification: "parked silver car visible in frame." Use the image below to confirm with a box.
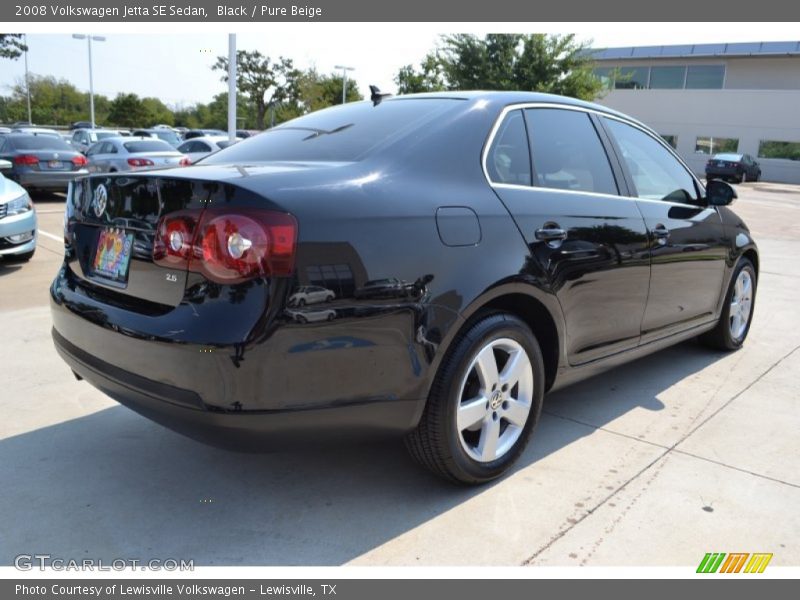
[86,137,189,173]
[176,135,239,164]
[0,159,37,262]
[71,128,125,154]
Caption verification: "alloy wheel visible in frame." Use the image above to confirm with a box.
[456,338,533,463]
[729,269,753,340]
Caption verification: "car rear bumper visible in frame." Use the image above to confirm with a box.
[50,268,420,449]
[705,167,740,178]
[52,327,416,450]
[16,169,88,190]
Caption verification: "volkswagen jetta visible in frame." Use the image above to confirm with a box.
[51,92,758,484]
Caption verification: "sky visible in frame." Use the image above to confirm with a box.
[2,24,799,108]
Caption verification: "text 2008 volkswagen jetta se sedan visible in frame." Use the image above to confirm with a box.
[51,92,758,484]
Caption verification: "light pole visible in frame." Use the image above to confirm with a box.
[72,34,106,128]
[23,34,32,124]
[334,65,355,104]
[227,34,237,143]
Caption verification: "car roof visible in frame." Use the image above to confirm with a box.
[386,90,646,127]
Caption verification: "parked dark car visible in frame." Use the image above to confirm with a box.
[705,153,761,183]
[183,128,226,140]
[0,133,88,192]
[51,92,758,484]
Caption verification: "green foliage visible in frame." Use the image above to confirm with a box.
[107,93,150,128]
[395,33,603,101]
[0,34,27,60]
[1,74,97,125]
[213,50,301,129]
[758,141,800,161]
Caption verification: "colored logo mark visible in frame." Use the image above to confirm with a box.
[697,552,773,573]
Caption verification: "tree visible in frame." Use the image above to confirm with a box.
[297,68,363,112]
[395,34,603,101]
[1,74,106,125]
[213,50,301,129]
[107,93,150,128]
[0,34,27,60]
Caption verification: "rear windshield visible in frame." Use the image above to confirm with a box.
[714,153,742,161]
[8,136,73,151]
[202,99,463,163]
[124,140,174,153]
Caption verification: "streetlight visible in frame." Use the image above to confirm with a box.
[334,65,355,104]
[72,34,106,128]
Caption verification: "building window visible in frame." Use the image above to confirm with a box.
[649,66,686,89]
[593,67,615,90]
[685,65,725,89]
[758,141,800,161]
[695,136,739,155]
[614,67,650,89]
[660,135,678,149]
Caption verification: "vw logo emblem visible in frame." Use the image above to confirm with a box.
[93,184,108,218]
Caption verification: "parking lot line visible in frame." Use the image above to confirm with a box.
[37,229,63,242]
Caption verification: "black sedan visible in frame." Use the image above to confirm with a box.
[0,134,89,192]
[705,153,761,183]
[51,92,758,484]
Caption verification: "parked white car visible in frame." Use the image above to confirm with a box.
[288,286,335,307]
[0,159,37,262]
[176,136,240,164]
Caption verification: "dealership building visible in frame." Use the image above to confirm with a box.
[591,41,800,183]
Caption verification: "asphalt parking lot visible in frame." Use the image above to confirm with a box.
[1,182,798,567]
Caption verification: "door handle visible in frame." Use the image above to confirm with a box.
[652,224,670,238]
[535,226,568,242]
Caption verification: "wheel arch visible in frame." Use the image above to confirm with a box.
[425,282,565,404]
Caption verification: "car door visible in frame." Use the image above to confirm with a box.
[85,143,105,172]
[599,116,728,342]
[487,106,651,365]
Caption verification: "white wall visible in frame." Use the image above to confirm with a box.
[596,89,800,183]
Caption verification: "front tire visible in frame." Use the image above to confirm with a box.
[405,313,545,484]
[701,257,756,351]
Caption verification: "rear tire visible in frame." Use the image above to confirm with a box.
[405,313,545,484]
[701,257,756,351]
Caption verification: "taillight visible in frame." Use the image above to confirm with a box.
[153,208,297,284]
[179,157,191,166]
[127,158,155,167]
[14,154,39,166]
[72,155,88,167]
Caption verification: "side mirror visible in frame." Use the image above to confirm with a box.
[0,159,12,174]
[706,179,737,206]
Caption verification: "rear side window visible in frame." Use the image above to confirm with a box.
[486,110,531,185]
[202,99,463,163]
[526,108,618,195]
[604,118,698,203]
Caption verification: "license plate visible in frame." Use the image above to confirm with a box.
[92,229,134,284]
[48,160,63,169]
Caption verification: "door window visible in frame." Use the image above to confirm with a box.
[604,118,699,203]
[526,108,618,195]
